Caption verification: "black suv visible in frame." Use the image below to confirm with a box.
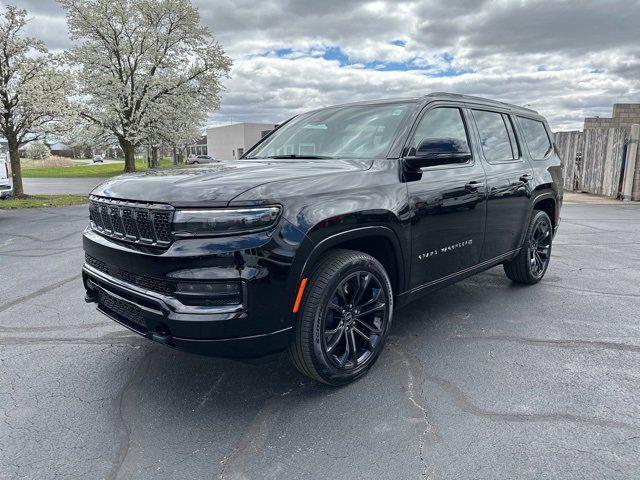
[83,92,562,385]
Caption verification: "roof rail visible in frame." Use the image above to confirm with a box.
[423,92,539,115]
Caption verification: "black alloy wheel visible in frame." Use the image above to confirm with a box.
[289,249,393,385]
[322,271,387,370]
[529,217,551,278]
[503,209,553,284]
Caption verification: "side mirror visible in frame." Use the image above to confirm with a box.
[404,137,471,169]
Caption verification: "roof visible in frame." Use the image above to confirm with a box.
[307,92,540,117]
[424,92,539,115]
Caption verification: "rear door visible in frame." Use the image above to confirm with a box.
[405,104,487,289]
[469,109,533,260]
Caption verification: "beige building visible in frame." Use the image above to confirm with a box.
[584,103,640,131]
[206,123,276,160]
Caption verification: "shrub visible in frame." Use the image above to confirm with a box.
[26,142,51,160]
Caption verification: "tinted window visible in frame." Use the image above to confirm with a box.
[411,107,469,153]
[472,110,516,162]
[246,103,413,159]
[518,117,552,159]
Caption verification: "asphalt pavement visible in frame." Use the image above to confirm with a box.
[1,201,639,479]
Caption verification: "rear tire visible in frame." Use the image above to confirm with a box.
[503,210,553,284]
[288,249,393,386]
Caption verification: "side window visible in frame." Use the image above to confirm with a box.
[472,110,517,162]
[518,117,552,159]
[411,107,470,156]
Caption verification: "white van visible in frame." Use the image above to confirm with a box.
[0,154,13,198]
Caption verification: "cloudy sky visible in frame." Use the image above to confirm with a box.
[11,0,640,131]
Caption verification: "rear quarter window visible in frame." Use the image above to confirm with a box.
[518,117,552,159]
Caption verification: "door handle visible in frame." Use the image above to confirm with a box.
[465,181,482,192]
[519,174,533,183]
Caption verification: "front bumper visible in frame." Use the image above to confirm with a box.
[82,222,305,358]
[83,265,292,358]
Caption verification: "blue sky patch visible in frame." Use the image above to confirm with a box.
[256,46,472,77]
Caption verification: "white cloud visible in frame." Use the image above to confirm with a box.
[6,0,640,131]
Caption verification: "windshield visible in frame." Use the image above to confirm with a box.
[246,102,413,159]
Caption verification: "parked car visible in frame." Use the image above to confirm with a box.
[92,155,104,163]
[0,155,12,199]
[186,154,217,164]
[82,93,563,385]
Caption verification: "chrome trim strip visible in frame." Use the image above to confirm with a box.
[83,264,245,315]
[404,249,518,295]
[89,195,175,211]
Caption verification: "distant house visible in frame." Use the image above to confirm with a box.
[17,141,74,158]
[185,136,208,157]
[49,142,74,158]
[206,123,277,160]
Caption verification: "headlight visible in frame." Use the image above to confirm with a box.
[173,206,281,237]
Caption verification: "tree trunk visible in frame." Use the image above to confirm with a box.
[151,146,159,168]
[7,135,23,197]
[120,139,136,173]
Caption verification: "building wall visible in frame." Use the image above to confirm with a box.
[584,103,640,131]
[206,123,276,160]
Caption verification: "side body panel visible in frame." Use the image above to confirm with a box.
[465,107,535,260]
[402,102,487,289]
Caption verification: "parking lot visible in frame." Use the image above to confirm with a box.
[1,200,639,479]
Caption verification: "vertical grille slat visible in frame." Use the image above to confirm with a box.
[89,196,173,247]
[110,207,124,235]
[121,209,138,238]
[135,210,153,241]
[152,211,172,242]
[100,205,112,233]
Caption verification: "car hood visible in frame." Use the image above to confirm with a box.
[91,158,373,207]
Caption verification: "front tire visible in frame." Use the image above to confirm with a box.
[288,249,393,386]
[503,210,553,284]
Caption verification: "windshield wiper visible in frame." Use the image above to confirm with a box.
[263,154,334,159]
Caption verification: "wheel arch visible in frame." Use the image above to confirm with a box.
[531,191,558,228]
[298,226,407,299]
[513,190,558,253]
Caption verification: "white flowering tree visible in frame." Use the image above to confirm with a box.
[0,6,73,197]
[145,98,205,167]
[25,141,51,160]
[61,0,232,173]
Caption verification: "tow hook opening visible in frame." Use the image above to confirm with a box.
[151,323,173,345]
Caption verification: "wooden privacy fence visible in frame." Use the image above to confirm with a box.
[555,127,634,197]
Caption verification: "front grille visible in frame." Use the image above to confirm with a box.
[85,254,172,294]
[117,270,172,294]
[89,196,174,247]
[85,254,108,273]
[96,289,146,330]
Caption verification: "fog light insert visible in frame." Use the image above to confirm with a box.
[176,281,242,306]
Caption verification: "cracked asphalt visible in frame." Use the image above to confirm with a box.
[1,201,639,479]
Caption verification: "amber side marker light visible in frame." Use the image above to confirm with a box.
[292,278,308,313]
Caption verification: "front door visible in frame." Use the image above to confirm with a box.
[405,106,487,289]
